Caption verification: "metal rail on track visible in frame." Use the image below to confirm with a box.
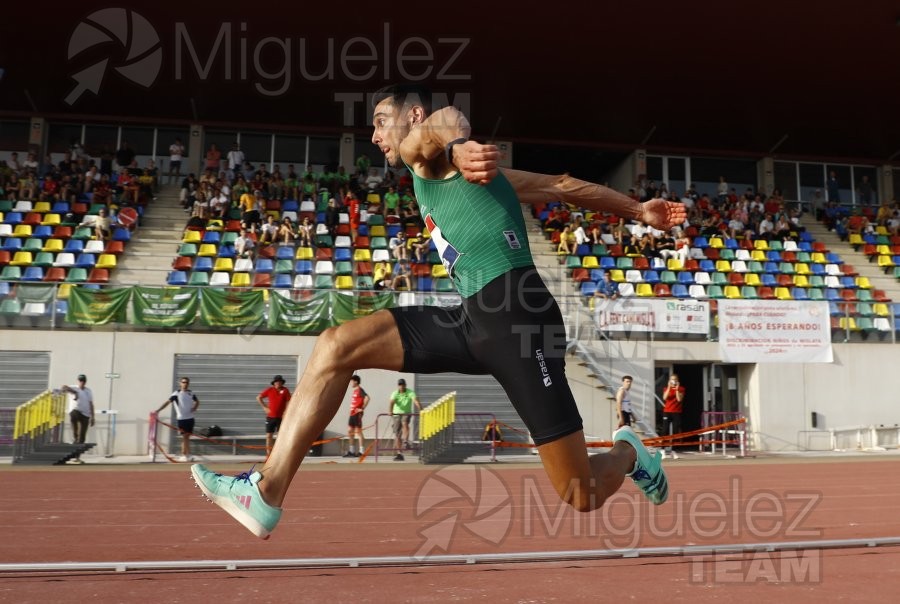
[2,536,899,574]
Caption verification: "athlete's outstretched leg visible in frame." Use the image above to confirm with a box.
[258,310,405,506]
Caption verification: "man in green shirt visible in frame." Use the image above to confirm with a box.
[191,85,686,540]
[383,185,400,217]
[388,378,421,461]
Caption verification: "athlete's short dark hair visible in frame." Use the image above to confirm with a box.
[351,374,361,384]
[623,375,633,381]
[372,84,432,115]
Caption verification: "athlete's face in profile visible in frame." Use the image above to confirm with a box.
[372,99,410,168]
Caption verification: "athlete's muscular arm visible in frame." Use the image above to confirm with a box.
[399,106,499,184]
[501,168,688,232]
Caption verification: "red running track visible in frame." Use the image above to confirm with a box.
[1,456,899,603]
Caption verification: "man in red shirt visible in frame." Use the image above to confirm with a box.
[257,375,292,456]
[344,374,369,458]
[348,194,361,243]
[662,374,685,459]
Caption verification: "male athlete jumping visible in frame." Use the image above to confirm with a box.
[192,85,687,539]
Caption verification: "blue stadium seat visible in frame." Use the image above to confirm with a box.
[1,237,22,252]
[202,231,221,244]
[580,281,597,296]
[840,276,857,289]
[590,269,605,282]
[386,224,401,238]
[273,273,292,288]
[254,258,274,273]
[167,271,188,286]
[671,283,689,298]
[800,231,814,243]
[357,224,369,237]
[112,228,131,242]
[33,225,53,239]
[52,201,70,213]
[825,288,841,302]
[294,260,313,274]
[763,262,778,274]
[334,248,352,262]
[677,271,694,285]
[217,245,236,258]
[575,244,591,256]
[766,250,782,263]
[416,276,433,291]
[692,236,708,249]
[75,253,96,269]
[724,238,738,250]
[4,212,22,225]
[63,239,84,253]
[760,273,777,287]
[698,259,715,273]
[0,282,9,297]
[798,241,812,252]
[21,266,44,281]
[282,200,299,212]
[276,246,294,260]
[643,270,660,284]
[599,256,615,270]
[826,252,843,264]
[810,263,826,276]
[791,287,809,300]
[193,257,214,272]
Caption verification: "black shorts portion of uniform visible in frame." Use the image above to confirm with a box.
[265,416,283,434]
[387,266,583,446]
[177,418,195,434]
[620,411,633,426]
[348,413,363,429]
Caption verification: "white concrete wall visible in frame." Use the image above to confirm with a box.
[0,330,413,456]
[3,330,900,455]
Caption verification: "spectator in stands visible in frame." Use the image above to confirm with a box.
[774,213,793,240]
[241,190,264,234]
[388,378,421,461]
[365,167,382,192]
[335,166,351,194]
[390,259,412,291]
[383,185,400,216]
[192,191,211,220]
[259,214,280,245]
[205,143,222,173]
[157,377,200,463]
[661,374,684,459]
[355,153,371,179]
[278,217,297,245]
[231,174,249,206]
[411,232,431,263]
[297,216,314,247]
[83,165,100,193]
[343,375,369,458]
[612,217,631,246]
[593,271,619,301]
[717,176,728,202]
[17,170,36,200]
[324,197,341,236]
[390,230,408,261]
[22,152,38,173]
[373,261,392,290]
[234,228,255,258]
[572,217,589,246]
[61,374,95,464]
[659,228,690,266]
[81,207,111,240]
[115,142,135,171]
[637,233,657,258]
[138,168,155,201]
[91,174,112,206]
[856,175,874,206]
[167,138,185,185]
[348,193,361,241]
[226,142,244,181]
[876,200,892,226]
[210,183,230,218]
[285,165,300,200]
[300,173,317,200]
[269,167,286,201]
[557,224,577,255]
[826,170,840,202]
[257,375,291,457]
[39,174,60,202]
[888,209,900,236]
[7,152,21,174]
[727,212,745,239]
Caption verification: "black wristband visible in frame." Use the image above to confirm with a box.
[445,138,468,166]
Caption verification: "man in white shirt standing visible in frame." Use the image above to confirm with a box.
[157,376,201,462]
[227,142,245,182]
[61,374,95,464]
[168,138,185,185]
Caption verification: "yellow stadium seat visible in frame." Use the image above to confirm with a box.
[750,250,766,262]
[353,248,372,262]
[774,287,792,300]
[856,276,872,289]
[369,225,386,238]
[793,275,809,288]
[230,272,251,287]
[33,202,51,213]
[13,224,32,238]
[744,273,761,287]
[198,244,218,257]
[43,239,64,253]
[724,285,742,299]
[295,246,314,260]
[635,283,654,297]
[709,237,724,249]
[839,317,859,331]
[873,303,890,317]
[754,239,770,251]
[666,258,683,272]
[10,251,34,266]
[609,269,625,283]
[366,192,381,204]
[715,260,731,273]
[57,283,73,300]
[431,264,449,278]
[96,254,117,270]
[810,252,827,264]
[581,256,599,269]
[335,275,354,289]
[182,230,201,243]
[876,225,888,236]
[41,213,61,226]
[213,258,234,272]
[794,263,810,275]
[206,219,224,231]
[848,234,863,247]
